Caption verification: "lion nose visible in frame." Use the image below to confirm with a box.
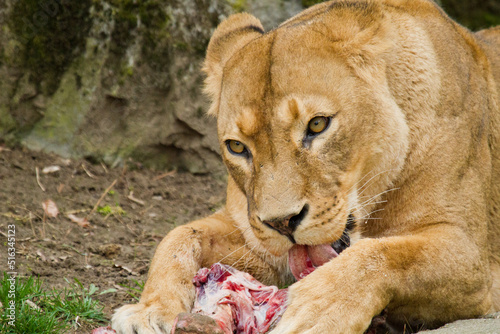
[261,205,309,243]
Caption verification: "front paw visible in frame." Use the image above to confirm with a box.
[269,267,379,334]
[112,303,174,334]
[269,278,334,334]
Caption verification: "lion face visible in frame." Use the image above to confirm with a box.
[204,10,409,256]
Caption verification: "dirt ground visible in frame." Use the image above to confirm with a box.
[0,146,227,332]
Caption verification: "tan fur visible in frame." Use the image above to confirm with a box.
[113,1,500,333]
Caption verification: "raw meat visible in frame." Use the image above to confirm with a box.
[173,263,288,334]
[91,326,117,334]
[172,243,341,334]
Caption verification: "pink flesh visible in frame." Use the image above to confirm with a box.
[91,327,117,334]
[174,245,338,333]
[288,244,338,280]
[182,263,288,334]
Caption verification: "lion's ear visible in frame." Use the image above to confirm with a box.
[203,13,264,116]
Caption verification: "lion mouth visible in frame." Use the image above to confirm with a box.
[288,214,355,280]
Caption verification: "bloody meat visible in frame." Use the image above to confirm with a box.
[172,263,288,334]
[170,244,387,334]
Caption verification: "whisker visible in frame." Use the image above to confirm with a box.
[357,208,385,221]
[345,169,376,195]
[350,187,399,213]
[217,243,250,263]
[357,169,399,198]
[223,225,250,238]
[348,149,405,199]
[351,200,388,211]
[227,245,257,272]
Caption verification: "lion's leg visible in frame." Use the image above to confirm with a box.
[270,225,492,334]
[112,210,281,334]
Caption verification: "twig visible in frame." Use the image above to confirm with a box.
[139,204,154,216]
[29,212,37,238]
[87,179,117,218]
[81,163,95,178]
[114,213,140,237]
[153,170,176,181]
[127,191,145,206]
[62,244,87,256]
[41,211,46,239]
[101,162,108,174]
[75,316,81,328]
[35,167,46,192]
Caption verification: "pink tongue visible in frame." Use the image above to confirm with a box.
[288,244,338,280]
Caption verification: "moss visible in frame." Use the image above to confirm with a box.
[122,65,134,77]
[8,0,93,95]
[139,1,171,73]
[22,31,107,156]
[226,0,247,12]
[107,0,140,56]
[440,0,500,30]
[102,0,171,90]
[302,0,326,8]
[107,0,171,66]
[0,105,17,138]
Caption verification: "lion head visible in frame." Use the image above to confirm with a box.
[203,4,411,264]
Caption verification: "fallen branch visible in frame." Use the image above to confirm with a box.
[127,191,145,206]
[35,167,46,192]
[153,170,176,181]
[87,179,117,218]
[81,163,95,178]
[101,162,108,174]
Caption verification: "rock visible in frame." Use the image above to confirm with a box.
[98,243,122,259]
[0,0,303,173]
[419,313,500,334]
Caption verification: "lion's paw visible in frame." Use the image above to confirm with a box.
[112,303,173,334]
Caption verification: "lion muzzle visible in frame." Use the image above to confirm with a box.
[261,204,309,243]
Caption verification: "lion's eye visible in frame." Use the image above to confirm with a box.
[307,116,330,135]
[226,140,247,156]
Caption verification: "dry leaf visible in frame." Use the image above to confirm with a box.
[36,250,47,262]
[113,264,138,275]
[68,214,91,228]
[42,165,61,174]
[25,300,42,311]
[42,200,59,218]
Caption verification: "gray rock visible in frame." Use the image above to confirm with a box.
[419,313,500,334]
[0,0,303,172]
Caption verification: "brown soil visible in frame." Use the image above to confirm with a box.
[0,146,227,332]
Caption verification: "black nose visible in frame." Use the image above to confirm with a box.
[262,205,309,243]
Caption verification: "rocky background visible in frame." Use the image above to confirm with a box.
[0,0,499,173]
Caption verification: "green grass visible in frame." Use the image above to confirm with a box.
[118,279,145,302]
[0,274,114,333]
[97,204,126,216]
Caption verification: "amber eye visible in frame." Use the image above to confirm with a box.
[227,140,247,155]
[307,116,329,135]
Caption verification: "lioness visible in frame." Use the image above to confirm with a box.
[113,0,500,333]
